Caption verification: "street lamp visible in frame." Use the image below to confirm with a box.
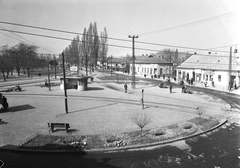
[141,89,144,109]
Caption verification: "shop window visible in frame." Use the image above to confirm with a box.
[218,75,221,82]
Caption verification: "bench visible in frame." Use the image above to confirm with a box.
[48,123,70,133]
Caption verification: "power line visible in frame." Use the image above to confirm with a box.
[0,20,232,53]
[0,28,232,57]
[138,11,237,36]
[0,31,25,43]
[0,20,130,43]
[0,25,55,53]
[134,40,229,53]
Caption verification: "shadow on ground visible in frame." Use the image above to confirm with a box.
[68,103,117,114]
[0,147,118,168]
[87,87,104,91]
[6,104,35,113]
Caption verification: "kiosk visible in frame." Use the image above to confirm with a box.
[60,76,93,91]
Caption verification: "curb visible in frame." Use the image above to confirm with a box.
[0,119,227,153]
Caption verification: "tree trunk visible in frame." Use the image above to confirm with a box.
[1,71,6,81]
[27,68,31,77]
[6,70,9,78]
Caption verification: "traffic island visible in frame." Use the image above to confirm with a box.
[7,117,226,153]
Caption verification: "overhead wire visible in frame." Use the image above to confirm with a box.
[138,11,237,36]
[0,28,233,58]
[0,25,56,53]
[1,28,234,58]
[0,20,234,53]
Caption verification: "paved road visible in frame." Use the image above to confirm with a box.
[0,73,239,168]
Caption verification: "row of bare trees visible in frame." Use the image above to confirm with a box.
[62,22,108,74]
[0,43,48,81]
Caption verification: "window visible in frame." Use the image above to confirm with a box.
[218,75,221,82]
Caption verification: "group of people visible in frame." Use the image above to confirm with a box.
[13,85,21,91]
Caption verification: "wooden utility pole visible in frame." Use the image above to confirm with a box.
[54,54,56,79]
[228,47,232,90]
[47,54,51,91]
[62,52,68,114]
[111,55,112,76]
[128,35,138,89]
[85,53,88,76]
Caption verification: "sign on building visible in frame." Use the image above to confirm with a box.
[70,66,77,72]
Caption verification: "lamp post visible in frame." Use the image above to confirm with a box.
[141,89,144,109]
[128,35,138,89]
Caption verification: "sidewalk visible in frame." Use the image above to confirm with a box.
[113,71,240,95]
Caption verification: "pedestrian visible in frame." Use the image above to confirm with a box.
[211,80,215,87]
[234,78,237,89]
[2,96,8,109]
[124,83,127,93]
[204,80,207,87]
[169,84,172,93]
[182,85,185,93]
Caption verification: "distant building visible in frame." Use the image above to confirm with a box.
[130,55,173,78]
[177,53,240,89]
[106,57,125,72]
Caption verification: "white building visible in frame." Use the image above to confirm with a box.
[130,55,173,78]
[176,53,240,89]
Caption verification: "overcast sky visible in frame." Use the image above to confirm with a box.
[0,0,239,57]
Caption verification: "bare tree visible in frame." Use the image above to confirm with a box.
[196,106,205,124]
[130,112,151,136]
[99,27,108,70]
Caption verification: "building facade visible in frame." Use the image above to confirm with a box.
[176,53,240,89]
[130,55,173,78]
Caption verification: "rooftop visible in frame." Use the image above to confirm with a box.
[177,53,240,71]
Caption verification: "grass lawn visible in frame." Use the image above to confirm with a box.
[20,117,219,151]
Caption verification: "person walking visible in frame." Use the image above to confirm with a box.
[2,96,8,109]
[124,83,128,93]
[169,84,172,93]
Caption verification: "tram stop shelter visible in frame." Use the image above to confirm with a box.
[60,76,93,91]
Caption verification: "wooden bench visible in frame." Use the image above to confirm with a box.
[48,123,70,133]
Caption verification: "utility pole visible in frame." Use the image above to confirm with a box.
[85,53,88,76]
[47,54,51,91]
[170,51,172,76]
[62,52,68,114]
[228,47,232,90]
[111,55,112,76]
[54,54,56,79]
[128,35,138,89]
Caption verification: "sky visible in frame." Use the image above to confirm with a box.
[0,0,239,57]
